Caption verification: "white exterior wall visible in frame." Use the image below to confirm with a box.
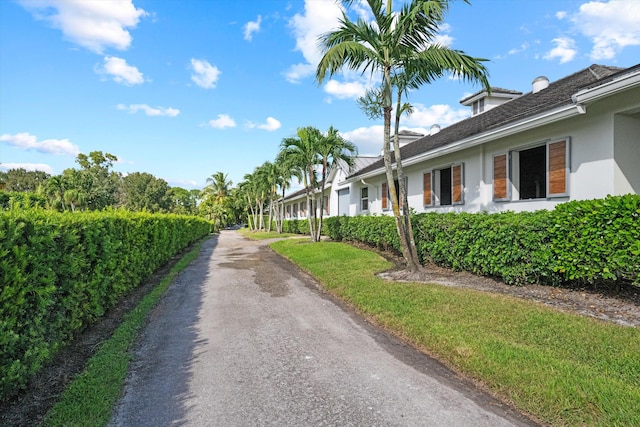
[349,87,639,215]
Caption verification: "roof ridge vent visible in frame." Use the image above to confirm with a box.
[532,76,549,93]
[430,124,441,135]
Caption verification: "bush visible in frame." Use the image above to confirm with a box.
[549,194,640,285]
[323,195,639,288]
[0,209,211,400]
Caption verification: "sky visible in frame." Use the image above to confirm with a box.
[1,0,639,191]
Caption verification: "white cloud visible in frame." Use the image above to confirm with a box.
[571,0,640,60]
[246,117,281,131]
[207,114,237,129]
[508,42,530,56]
[324,79,368,100]
[258,117,281,131]
[117,103,179,117]
[190,58,221,89]
[244,15,262,41]
[98,56,144,85]
[433,23,454,47]
[0,163,54,174]
[401,103,470,128]
[285,0,343,83]
[0,132,80,156]
[544,37,577,63]
[556,11,568,20]
[18,0,146,54]
[341,125,384,156]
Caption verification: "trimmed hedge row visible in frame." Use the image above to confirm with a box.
[321,194,639,287]
[0,209,211,400]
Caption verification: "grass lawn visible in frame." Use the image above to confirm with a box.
[238,228,300,240]
[40,239,206,427]
[270,239,640,427]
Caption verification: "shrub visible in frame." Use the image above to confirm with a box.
[0,209,211,400]
[323,195,639,288]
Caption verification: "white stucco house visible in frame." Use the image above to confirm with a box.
[283,63,640,219]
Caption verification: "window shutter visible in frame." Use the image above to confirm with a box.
[423,171,433,207]
[548,139,569,197]
[381,182,388,210]
[493,153,510,201]
[452,163,464,205]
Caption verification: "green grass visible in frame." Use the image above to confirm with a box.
[40,239,207,427]
[238,228,299,240]
[270,239,640,427]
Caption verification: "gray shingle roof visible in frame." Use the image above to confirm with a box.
[349,64,635,180]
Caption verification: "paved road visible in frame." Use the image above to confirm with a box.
[109,231,535,427]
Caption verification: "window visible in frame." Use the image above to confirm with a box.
[360,187,369,211]
[424,163,464,207]
[293,203,298,218]
[493,138,570,201]
[472,98,485,115]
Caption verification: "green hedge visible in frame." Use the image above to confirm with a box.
[0,209,211,400]
[323,194,640,287]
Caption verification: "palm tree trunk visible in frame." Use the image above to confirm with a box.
[394,88,421,271]
[382,66,419,272]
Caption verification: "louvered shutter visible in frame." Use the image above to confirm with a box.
[452,163,464,205]
[381,182,388,210]
[493,154,510,201]
[423,171,433,207]
[548,139,569,197]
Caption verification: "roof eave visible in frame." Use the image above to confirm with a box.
[345,103,581,183]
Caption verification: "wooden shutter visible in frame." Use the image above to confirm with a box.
[423,171,433,207]
[493,154,509,201]
[548,139,569,197]
[452,163,464,205]
[381,182,388,210]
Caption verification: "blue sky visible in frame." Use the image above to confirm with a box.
[1,0,639,190]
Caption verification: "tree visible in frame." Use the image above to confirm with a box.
[71,151,121,210]
[274,149,302,233]
[169,187,198,215]
[120,172,172,213]
[316,0,490,271]
[200,172,233,230]
[315,126,357,240]
[0,168,50,192]
[280,126,323,241]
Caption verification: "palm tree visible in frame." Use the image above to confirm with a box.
[316,0,490,271]
[316,126,357,240]
[280,126,323,241]
[202,171,232,203]
[274,150,302,234]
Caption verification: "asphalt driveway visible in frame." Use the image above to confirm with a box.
[109,231,535,427]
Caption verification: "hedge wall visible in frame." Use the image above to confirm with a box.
[0,209,211,400]
[322,194,640,287]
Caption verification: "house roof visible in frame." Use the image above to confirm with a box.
[282,156,381,201]
[459,87,523,105]
[349,64,636,180]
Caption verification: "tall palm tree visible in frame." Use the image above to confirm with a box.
[203,171,232,203]
[316,0,490,271]
[275,149,302,234]
[280,126,323,241]
[316,126,358,241]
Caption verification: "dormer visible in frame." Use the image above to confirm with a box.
[460,87,522,117]
[384,130,425,155]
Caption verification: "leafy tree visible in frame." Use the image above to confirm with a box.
[67,151,121,210]
[120,172,172,213]
[316,0,490,271]
[280,126,323,241]
[169,187,198,215]
[0,168,50,192]
[316,126,357,240]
